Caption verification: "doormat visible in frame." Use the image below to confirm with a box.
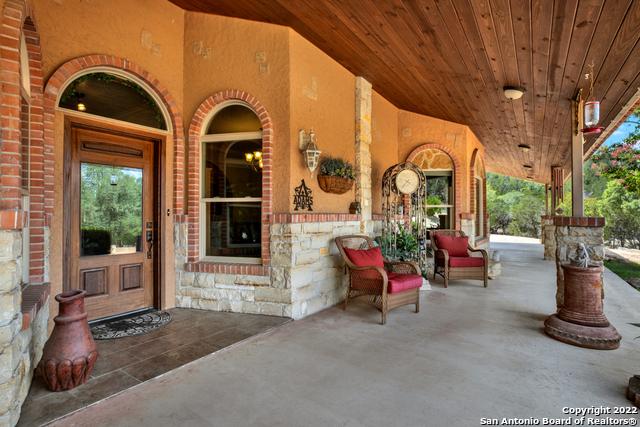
[90,310,172,340]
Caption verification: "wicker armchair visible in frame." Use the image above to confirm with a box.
[431,229,488,288]
[335,235,422,325]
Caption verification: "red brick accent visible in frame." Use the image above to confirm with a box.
[272,213,360,223]
[406,143,463,229]
[187,91,273,265]
[0,1,47,283]
[459,212,473,220]
[42,55,186,220]
[553,216,605,227]
[0,209,26,229]
[185,262,268,276]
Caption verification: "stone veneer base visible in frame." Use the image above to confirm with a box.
[544,314,621,350]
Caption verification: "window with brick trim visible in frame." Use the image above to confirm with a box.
[475,177,484,238]
[19,34,31,285]
[201,104,263,263]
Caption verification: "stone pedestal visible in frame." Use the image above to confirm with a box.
[545,264,620,350]
[553,216,605,309]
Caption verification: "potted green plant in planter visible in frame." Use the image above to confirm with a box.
[317,157,355,194]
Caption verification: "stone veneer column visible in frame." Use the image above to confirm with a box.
[553,216,605,309]
[355,77,372,221]
[541,216,556,260]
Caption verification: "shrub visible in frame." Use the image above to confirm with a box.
[319,157,355,180]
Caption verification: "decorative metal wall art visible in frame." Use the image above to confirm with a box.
[381,162,429,274]
[293,179,313,211]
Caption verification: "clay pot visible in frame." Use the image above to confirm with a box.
[38,290,98,391]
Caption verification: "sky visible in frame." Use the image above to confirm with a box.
[604,115,638,146]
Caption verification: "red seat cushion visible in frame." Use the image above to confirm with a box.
[449,256,484,267]
[343,246,384,268]
[387,272,422,293]
[434,235,469,257]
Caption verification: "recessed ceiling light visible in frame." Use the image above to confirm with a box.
[523,164,533,169]
[518,144,531,152]
[503,86,525,100]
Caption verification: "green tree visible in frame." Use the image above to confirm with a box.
[598,180,640,248]
[591,108,640,194]
[486,173,545,237]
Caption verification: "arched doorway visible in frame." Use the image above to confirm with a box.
[58,71,171,320]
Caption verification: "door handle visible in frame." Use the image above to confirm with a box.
[146,222,153,259]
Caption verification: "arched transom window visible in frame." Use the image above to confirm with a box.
[201,104,263,262]
[59,72,167,130]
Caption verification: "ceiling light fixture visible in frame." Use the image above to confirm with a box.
[523,164,533,169]
[503,86,525,100]
[518,144,531,152]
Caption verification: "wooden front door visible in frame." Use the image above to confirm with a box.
[68,125,157,320]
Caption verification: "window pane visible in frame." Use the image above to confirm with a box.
[476,179,482,237]
[426,175,450,205]
[59,72,167,130]
[207,105,261,134]
[425,207,451,229]
[203,139,262,198]
[205,202,261,258]
[80,163,143,256]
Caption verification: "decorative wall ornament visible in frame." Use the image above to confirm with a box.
[293,179,313,211]
[381,162,429,273]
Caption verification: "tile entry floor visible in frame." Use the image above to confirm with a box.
[18,308,290,426]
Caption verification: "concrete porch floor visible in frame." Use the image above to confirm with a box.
[53,237,640,426]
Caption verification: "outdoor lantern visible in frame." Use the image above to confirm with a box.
[299,129,321,173]
[581,66,604,135]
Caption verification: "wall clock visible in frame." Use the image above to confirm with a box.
[395,168,420,195]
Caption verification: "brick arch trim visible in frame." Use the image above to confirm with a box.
[0,0,47,283]
[407,143,462,230]
[43,54,186,218]
[187,91,273,266]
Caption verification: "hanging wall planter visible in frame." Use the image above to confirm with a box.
[317,157,355,194]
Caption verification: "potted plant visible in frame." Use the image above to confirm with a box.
[317,157,355,194]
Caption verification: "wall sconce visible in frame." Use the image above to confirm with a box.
[298,129,321,173]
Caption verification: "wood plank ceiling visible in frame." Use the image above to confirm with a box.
[170,0,640,182]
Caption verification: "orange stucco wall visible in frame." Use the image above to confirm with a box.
[19,0,488,321]
[288,31,356,213]
[397,110,483,214]
[34,0,185,105]
[371,91,399,214]
[33,0,186,317]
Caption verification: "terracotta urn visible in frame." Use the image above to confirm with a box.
[545,264,621,350]
[38,290,99,391]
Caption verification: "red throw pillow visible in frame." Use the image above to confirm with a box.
[434,235,469,257]
[343,246,384,268]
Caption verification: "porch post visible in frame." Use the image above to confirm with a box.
[571,99,585,217]
[355,77,372,221]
